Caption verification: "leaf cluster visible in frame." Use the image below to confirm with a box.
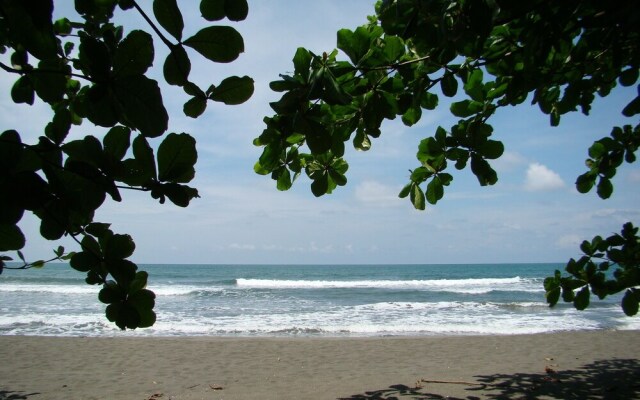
[255,0,639,204]
[544,223,640,316]
[255,0,639,314]
[0,0,253,329]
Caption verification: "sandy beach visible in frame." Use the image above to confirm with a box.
[1,331,639,400]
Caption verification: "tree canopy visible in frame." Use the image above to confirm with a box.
[0,0,253,329]
[253,0,640,314]
[0,0,638,330]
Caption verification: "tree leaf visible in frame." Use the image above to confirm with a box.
[112,30,154,77]
[208,76,254,105]
[426,177,444,204]
[132,135,157,183]
[225,0,248,21]
[596,177,613,199]
[183,96,207,118]
[159,183,199,207]
[163,45,191,86]
[157,133,197,183]
[200,0,225,21]
[0,224,25,251]
[574,286,590,310]
[103,126,131,161]
[441,74,458,97]
[410,184,425,210]
[104,234,136,260]
[622,289,639,316]
[11,76,34,105]
[153,0,184,41]
[183,26,244,63]
[113,75,168,138]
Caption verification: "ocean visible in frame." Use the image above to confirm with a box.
[1,263,637,337]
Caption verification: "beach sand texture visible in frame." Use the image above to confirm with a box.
[1,331,639,400]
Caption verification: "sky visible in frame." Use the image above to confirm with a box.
[2,1,639,265]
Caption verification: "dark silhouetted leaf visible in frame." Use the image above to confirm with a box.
[114,75,168,138]
[113,30,154,77]
[0,224,25,251]
[183,26,244,63]
[153,0,184,41]
[163,45,191,86]
[157,133,197,183]
[208,76,254,105]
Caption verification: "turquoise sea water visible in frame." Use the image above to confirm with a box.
[1,263,637,336]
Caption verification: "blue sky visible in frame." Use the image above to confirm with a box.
[2,1,639,265]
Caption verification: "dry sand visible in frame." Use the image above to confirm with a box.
[1,331,639,400]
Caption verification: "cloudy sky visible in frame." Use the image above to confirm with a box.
[3,1,639,265]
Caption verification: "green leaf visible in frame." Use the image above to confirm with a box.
[11,76,34,105]
[183,26,244,63]
[112,30,154,77]
[105,234,135,260]
[163,45,191,86]
[293,48,312,80]
[224,0,248,21]
[622,96,640,117]
[470,155,497,186]
[0,224,25,251]
[596,177,613,199]
[157,133,197,183]
[33,59,68,104]
[622,289,639,316]
[402,106,422,126]
[478,140,504,160]
[441,74,458,97]
[69,251,100,273]
[158,183,199,207]
[426,177,444,205]
[132,135,157,182]
[464,68,484,101]
[85,223,111,237]
[575,173,595,193]
[421,92,438,110]
[99,284,123,304]
[276,168,292,191]
[410,184,425,210]
[200,0,225,21]
[153,0,184,41]
[45,108,72,145]
[208,76,254,105]
[450,100,483,117]
[353,128,371,151]
[103,126,131,161]
[183,96,207,118]
[311,175,329,197]
[574,286,590,310]
[398,183,411,198]
[113,75,168,138]
[619,68,639,87]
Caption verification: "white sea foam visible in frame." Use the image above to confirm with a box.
[235,277,542,293]
[0,284,98,295]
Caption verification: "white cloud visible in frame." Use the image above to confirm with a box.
[354,180,403,207]
[628,169,640,183]
[524,163,565,191]
[556,234,582,249]
[492,151,528,173]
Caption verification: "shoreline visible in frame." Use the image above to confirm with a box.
[2,330,639,399]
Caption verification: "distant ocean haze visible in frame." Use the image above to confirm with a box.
[1,263,637,336]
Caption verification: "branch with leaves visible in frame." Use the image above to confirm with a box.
[253,0,639,314]
[0,0,254,329]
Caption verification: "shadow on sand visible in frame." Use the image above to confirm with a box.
[338,358,640,400]
[0,391,40,400]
